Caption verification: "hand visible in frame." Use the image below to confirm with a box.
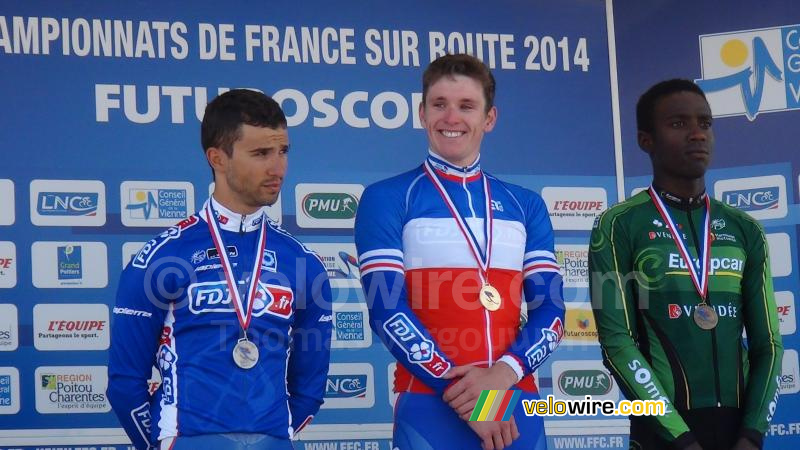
[730,437,758,450]
[466,416,520,450]
[443,363,519,419]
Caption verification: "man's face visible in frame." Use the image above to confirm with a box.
[221,124,288,209]
[420,74,496,167]
[639,91,714,180]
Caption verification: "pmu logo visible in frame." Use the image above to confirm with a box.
[721,187,780,212]
[325,374,368,399]
[558,370,613,396]
[37,192,99,216]
[302,193,358,219]
[696,24,800,120]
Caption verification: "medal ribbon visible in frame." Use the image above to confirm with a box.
[423,160,493,281]
[204,201,267,331]
[648,186,711,300]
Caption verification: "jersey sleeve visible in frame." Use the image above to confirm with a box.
[589,209,696,446]
[287,254,333,434]
[738,218,783,444]
[497,190,566,379]
[354,181,454,394]
[107,241,182,449]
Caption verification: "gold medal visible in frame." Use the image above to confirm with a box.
[693,303,718,330]
[479,284,502,311]
[233,338,259,369]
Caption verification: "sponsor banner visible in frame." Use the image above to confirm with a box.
[550,359,619,401]
[304,243,361,288]
[0,304,18,352]
[322,363,374,409]
[781,350,799,395]
[29,179,106,226]
[0,242,17,288]
[562,302,599,346]
[555,244,589,288]
[713,175,788,220]
[697,24,800,120]
[120,181,195,227]
[0,179,14,226]
[388,363,397,408]
[776,291,797,336]
[331,302,372,349]
[34,366,111,413]
[31,242,108,288]
[0,367,20,414]
[33,304,110,351]
[295,183,363,229]
[766,233,792,278]
[209,182,282,224]
[541,187,607,230]
[122,241,147,268]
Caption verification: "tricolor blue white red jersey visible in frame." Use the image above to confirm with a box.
[355,152,565,395]
[107,197,332,449]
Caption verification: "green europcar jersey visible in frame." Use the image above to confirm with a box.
[589,189,783,444]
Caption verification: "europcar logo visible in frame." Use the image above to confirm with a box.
[697,24,800,120]
[295,184,364,228]
[558,370,613,396]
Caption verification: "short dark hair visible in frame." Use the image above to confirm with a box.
[201,89,287,155]
[636,79,707,133]
[422,54,495,112]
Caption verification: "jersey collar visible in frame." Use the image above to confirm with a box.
[205,197,267,233]
[652,184,708,211]
[426,150,482,182]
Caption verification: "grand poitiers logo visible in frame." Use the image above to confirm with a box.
[696,24,800,120]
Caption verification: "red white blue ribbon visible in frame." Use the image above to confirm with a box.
[423,160,493,280]
[204,201,267,331]
[648,186,711,300]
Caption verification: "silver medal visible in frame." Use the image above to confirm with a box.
[233,338,259,369]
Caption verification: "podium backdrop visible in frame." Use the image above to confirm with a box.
[0,1,797,448]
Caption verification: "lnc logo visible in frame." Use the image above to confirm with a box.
[696,24,800,120]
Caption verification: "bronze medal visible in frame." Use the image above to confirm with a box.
[693,303,718,330]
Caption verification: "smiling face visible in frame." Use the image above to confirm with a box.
[639,91,714,182]
[419,74,497,167]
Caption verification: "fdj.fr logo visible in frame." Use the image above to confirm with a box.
[302,193,358,219]
[37,192,99,216]
[325,374,368,398]
[721,186,779,211]
[57,245,82,280]
[696,24,800,120]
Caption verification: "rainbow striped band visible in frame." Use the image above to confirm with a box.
[469,390,522,422]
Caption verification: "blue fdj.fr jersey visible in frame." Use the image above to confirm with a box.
[108,198,332,449]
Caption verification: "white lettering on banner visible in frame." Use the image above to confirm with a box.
[244,25,356,64]
[0,16,189,58]
[96,84,424,129]
[428,31,517,69]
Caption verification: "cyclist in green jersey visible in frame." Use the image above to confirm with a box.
[589,79,783,450]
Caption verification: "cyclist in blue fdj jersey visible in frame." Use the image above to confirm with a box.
[108,90,332,450]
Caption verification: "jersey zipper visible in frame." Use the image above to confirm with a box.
[461,165,493,365]
[686,209,722,406]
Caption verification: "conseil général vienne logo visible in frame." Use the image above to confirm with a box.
[696,24,800,121]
